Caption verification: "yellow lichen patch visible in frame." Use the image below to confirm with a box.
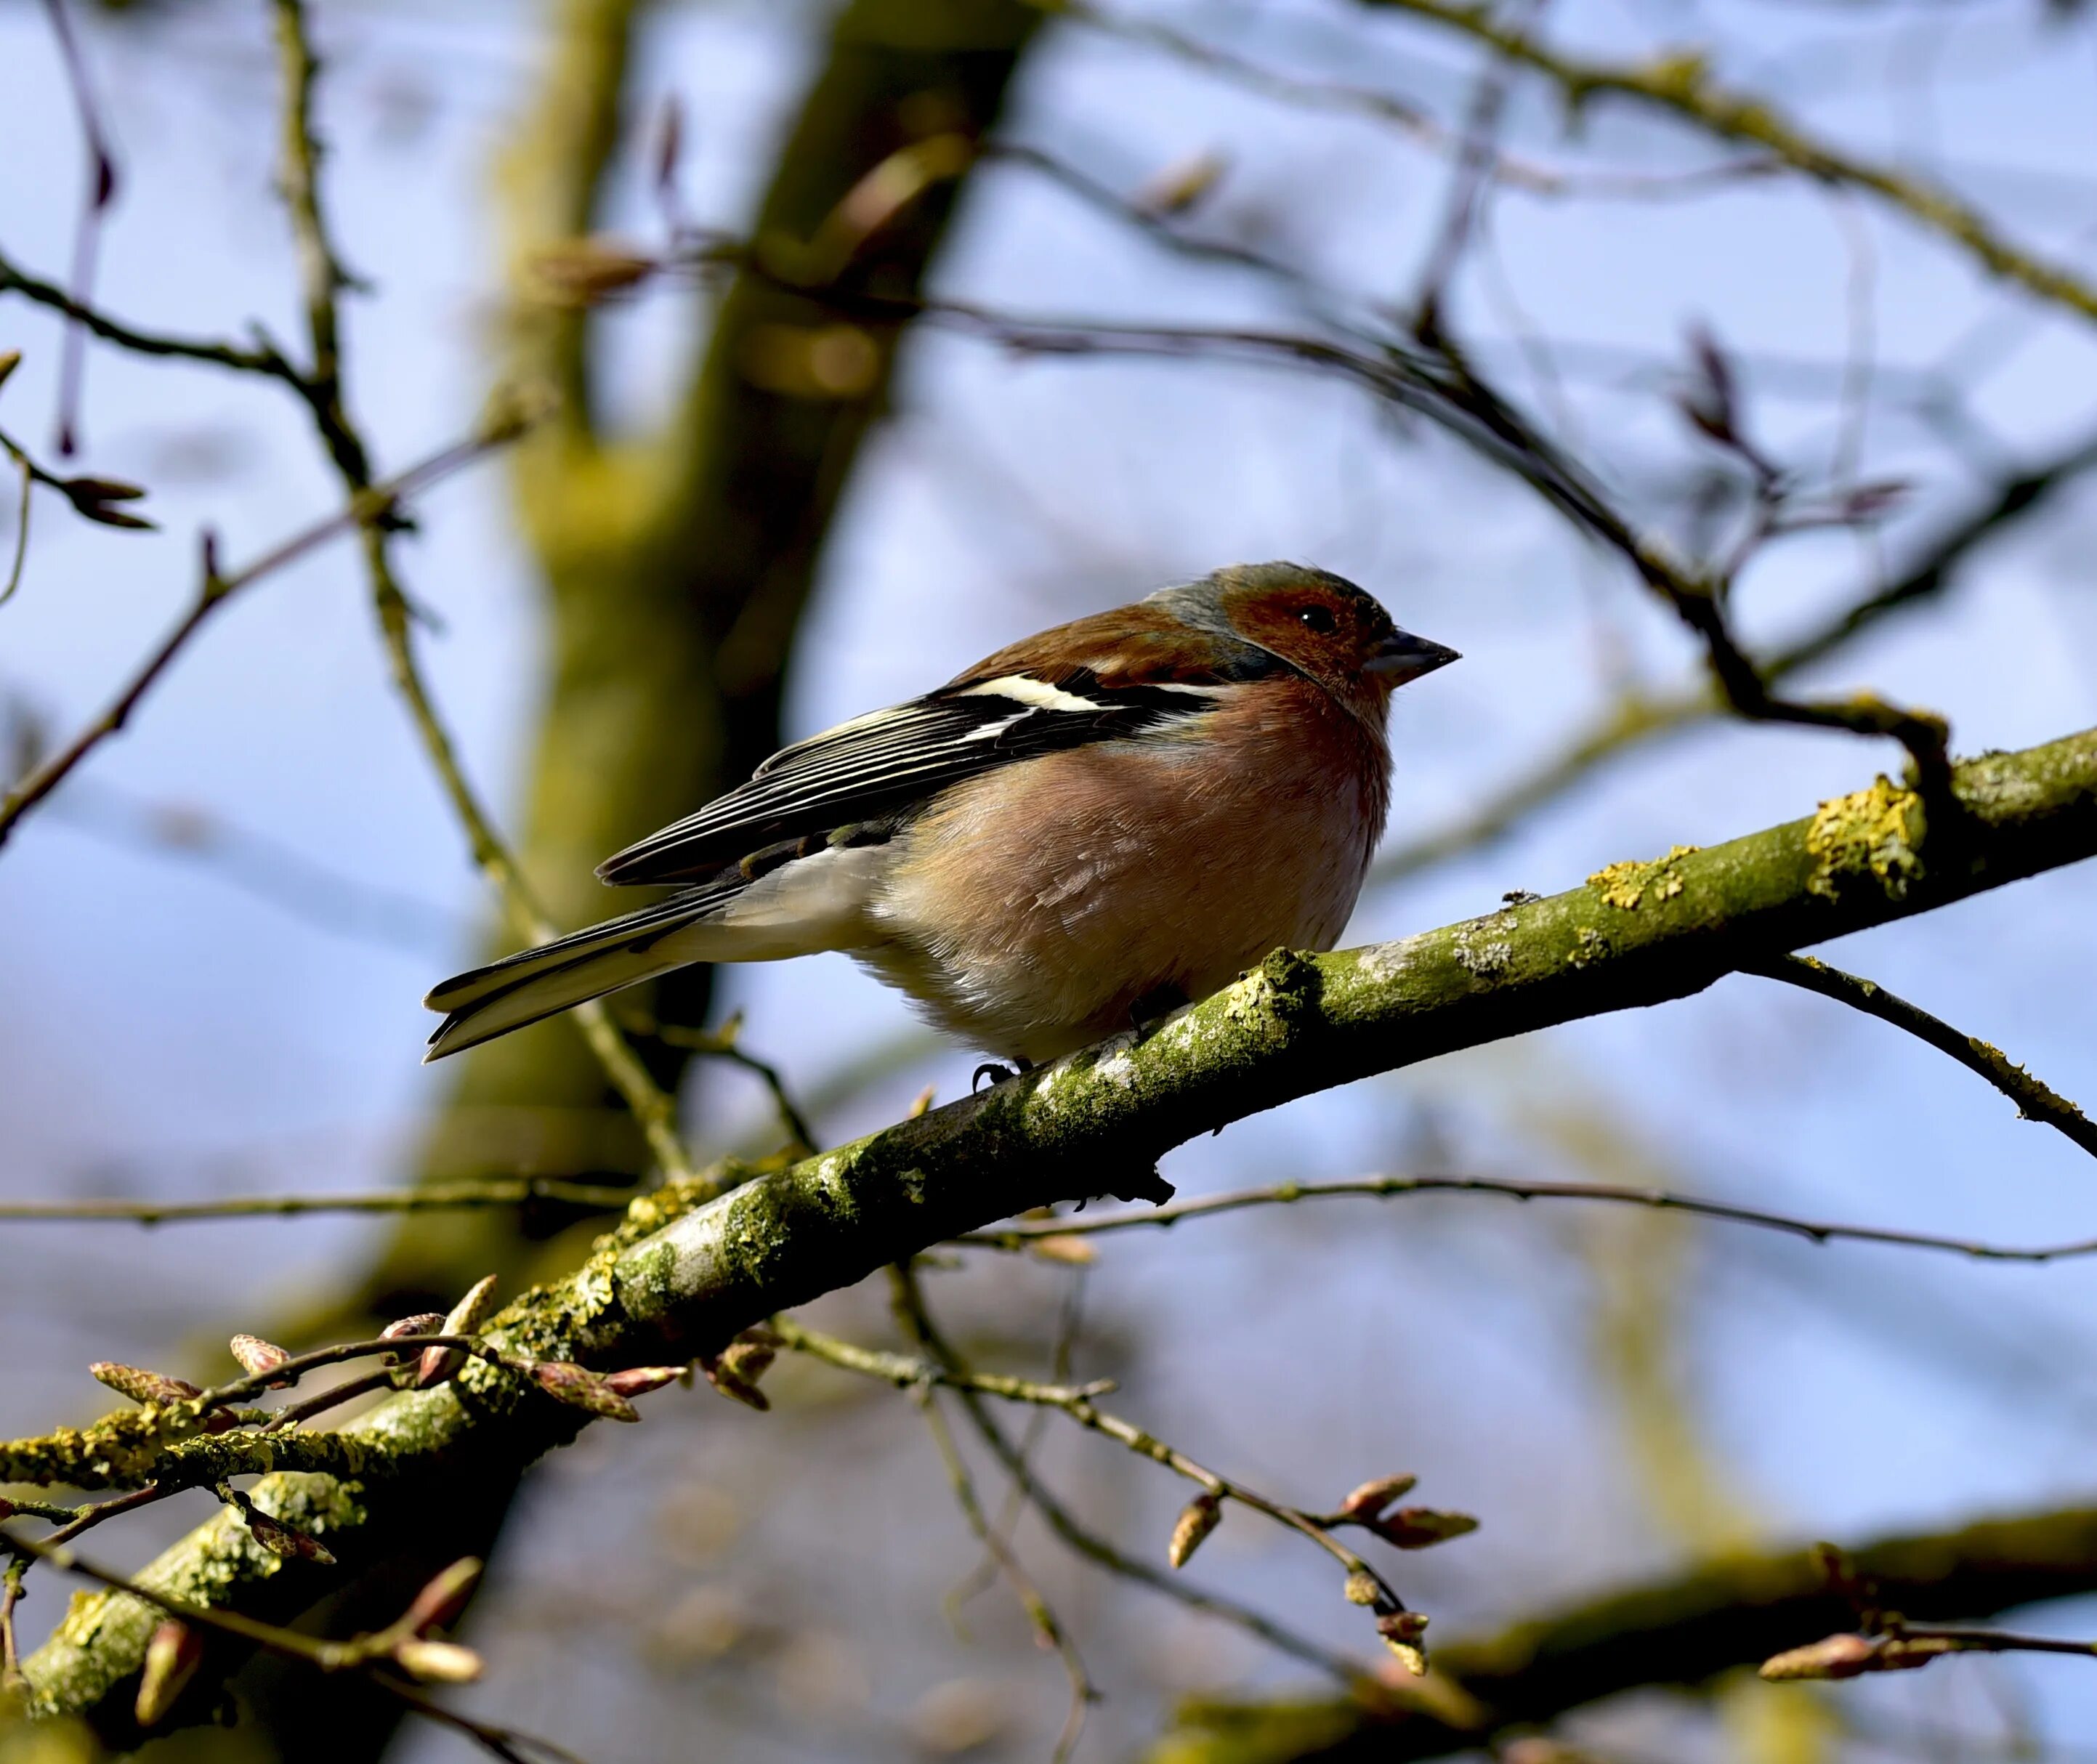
[1588,845,1701,911]
[1806,776,1926,900]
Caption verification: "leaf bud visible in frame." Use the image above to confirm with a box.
[91,1362,201,1406]
[401,1558,484,1636]
[230,1334,292,1378]
[1166,1492,1222,1569]
[391,1638,484,1684]
[134,1620,203,1726]
[1336,1474,1418,1521]
[530,1360,641,1423]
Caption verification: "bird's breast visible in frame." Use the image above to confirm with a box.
[862,682,1391,1060]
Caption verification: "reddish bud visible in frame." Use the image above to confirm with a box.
[1336,1474,1418,1521]
[417,1274,497,1388]
[230,1334,291,1378]
[1372,1507,1479,1550]
[134,1620,203,1726]
[530,1360,641,1423]
[1167,1492,1222,1569]
[401,1558,483,1636]
[381,1311,448,1343]
[602,1365,687,1400]
[1375,1610,1431,1676]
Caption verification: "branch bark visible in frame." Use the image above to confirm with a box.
[22,724,2097,1733]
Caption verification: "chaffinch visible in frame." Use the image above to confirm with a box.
[424,562,1458,1067]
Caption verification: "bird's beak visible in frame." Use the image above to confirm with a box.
[1366,628,1461,682]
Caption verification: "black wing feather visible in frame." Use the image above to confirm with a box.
[596,676,1220,887]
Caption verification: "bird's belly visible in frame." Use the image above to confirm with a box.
[862,742,1375,1062]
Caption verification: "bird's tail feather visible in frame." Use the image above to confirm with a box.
[422,893,718,1063]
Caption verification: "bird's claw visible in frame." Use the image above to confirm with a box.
[1106,1166,1176,1207]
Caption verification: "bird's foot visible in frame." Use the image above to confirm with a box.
[1127,984,1190,1045]
[1105,1165,1176,1207]
[971,1056,1033,1093]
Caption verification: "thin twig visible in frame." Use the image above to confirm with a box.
[0,242,297,382]
[0,1529,578,1764]
[911,1387,1096,1763]
[261,0,698,1188]
[39,0,118,456]
[771,1316,1117,1407]
[1749,955,2097,1162]
[0,426,515,854]
[884,1266,1418,1637]
[956,1173,2097,1263]
[0,1178,635,1226]
[1,453,28,607]
[1362,0,2097,331]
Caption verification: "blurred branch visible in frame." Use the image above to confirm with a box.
[38,0,118,457]
[1359,0,2097,329]
[0,424,517,857]
[18,719,2097,1728]
[0,1179,634,1226]
[959,1172,2097,1265]
[44,781,463,957]
[1152,1505,2097,1763]
[1749,954,2097,1160]
[262,0,696,1192]
[909,1377,1096,1763]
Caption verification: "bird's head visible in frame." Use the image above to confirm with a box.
[1153,562,1459,718]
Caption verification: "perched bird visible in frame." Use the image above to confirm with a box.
[423,562,1457,1067]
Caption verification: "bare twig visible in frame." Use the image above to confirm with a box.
[1370,421,2097,889]
[0,1529,574,1763]
[0,1178,634,1227]
[958,1173,2097,1264]
[0,426,517,854]
[910,1385,1096,1763]
[884,1266,1429,1667]
[1362,0,2097,330]
[0,242,297,383]
[1748,955,2097,1162]
[259,0,698,1188]
[38,0,118,456]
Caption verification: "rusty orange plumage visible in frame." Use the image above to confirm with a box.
[422,563,1458,1066]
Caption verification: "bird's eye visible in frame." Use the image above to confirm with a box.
[1296,604,1338,634]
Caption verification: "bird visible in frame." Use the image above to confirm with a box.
[422,562,1458,1069]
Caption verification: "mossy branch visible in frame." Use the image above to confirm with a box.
[21,724,2097,1729]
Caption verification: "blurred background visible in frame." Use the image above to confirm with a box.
[4,0,2097,1760]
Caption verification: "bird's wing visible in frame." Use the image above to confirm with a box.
[596,670,1228,887]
